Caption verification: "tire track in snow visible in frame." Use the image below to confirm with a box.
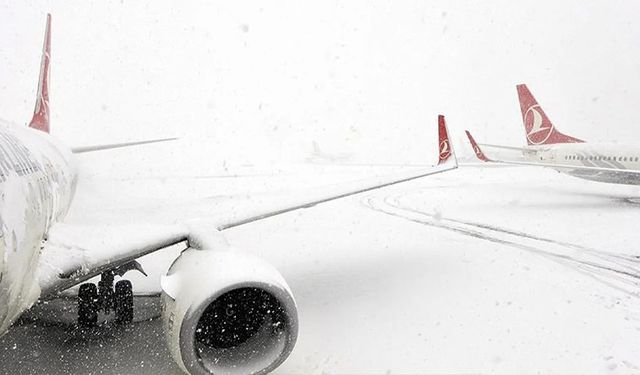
[361,193,640,298]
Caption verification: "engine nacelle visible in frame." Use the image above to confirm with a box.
[161,248,298,375]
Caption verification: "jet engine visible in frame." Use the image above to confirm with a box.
[160,248,298,375]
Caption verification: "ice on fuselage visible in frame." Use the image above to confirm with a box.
[0,121,76,334]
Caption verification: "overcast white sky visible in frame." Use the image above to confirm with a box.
[2,1,640,165]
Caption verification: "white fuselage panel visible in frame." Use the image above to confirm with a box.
[0,121,76,333]
[525,143,640,185]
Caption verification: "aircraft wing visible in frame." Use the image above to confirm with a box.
[38,116,457,297]
[478,143,532,152]
[38,223,190,296]
[465,130,640,176]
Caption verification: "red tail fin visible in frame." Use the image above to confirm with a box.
[29,14,51,133]
[516,84,582,146]
[464,130,490,162]
[437,115,453,165]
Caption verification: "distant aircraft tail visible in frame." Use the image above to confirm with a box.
[437,115,454,165]
[464,130,490,162]
[29,14,51,133]
[516,84,583,146]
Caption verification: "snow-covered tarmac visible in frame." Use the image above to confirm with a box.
[1,164,639,374]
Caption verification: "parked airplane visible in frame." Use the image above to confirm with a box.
[306,141,353,163]
[0,15,457,375]
[465,84,640,185]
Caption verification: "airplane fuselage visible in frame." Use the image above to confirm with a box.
[0,120,76,333]
[525,143,640,185]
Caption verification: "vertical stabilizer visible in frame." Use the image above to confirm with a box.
[29,14,51,133]
[464,130,490,162]
[516,84,582,146]
[437,115,454,165]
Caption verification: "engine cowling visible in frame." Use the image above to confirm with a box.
[161,248,298,375]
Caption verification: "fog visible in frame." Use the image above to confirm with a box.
[2,1,640,168]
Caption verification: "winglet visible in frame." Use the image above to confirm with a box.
[465,130,490,162]
[437,115,456,166]
[516,84,582,146]
[29,14,51,133]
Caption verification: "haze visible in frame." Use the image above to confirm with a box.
[2,1,640,167]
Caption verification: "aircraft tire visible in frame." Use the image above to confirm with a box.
[98,280,114,314]
[78,283,99,327]
[114,280,134,325]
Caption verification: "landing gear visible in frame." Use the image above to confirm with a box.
[78,283,98,327]
[77,272,134,327]
[98,273,115,314]
[114,280,133,325]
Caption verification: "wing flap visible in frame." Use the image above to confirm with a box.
[38,223,189,297]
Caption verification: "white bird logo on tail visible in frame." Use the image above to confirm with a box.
[439,139,451,160]
[525,105,553,145]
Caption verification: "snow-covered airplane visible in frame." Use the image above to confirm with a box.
[0,15,457,375]
[465,84,640,185]
[306,141,353,163]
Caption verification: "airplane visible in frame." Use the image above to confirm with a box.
[465,84,640,185]
[0,15,458,375]
[306,140,353,163]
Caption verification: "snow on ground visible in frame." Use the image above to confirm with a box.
[1,164,639,374]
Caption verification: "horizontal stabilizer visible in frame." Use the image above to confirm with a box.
[71,137,178,153]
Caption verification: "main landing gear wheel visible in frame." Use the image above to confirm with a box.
[76,262,146,327]
[98,279,114,314]
[78,283,98,327]
[77,275,135,326]
[114,280,134,325]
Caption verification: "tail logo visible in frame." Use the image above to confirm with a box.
[473,144,483,158]
[439,139,451,160]
[524,105,553,145]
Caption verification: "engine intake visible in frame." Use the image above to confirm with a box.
[161,249,298,375]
